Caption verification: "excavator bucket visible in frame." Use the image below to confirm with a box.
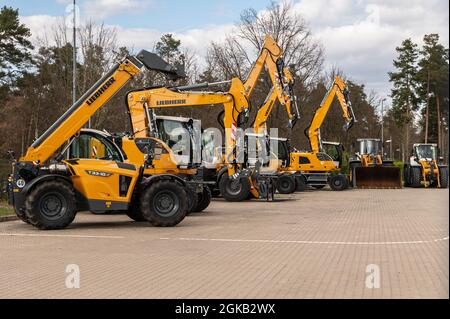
[354,166,402,189]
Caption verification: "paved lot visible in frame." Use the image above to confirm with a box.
[0,188,448,299]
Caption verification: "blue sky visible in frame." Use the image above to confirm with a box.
[1,0,449,102]
[1,0,267,32]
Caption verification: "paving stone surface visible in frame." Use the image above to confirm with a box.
[0,188,448,298]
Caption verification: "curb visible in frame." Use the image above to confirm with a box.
[0,215,18,222]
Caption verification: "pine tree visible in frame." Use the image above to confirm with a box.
[388,38,420,157]
[0,6,33,95]
[417,34,449,150]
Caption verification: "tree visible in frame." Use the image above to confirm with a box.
[388,38,420,157]
[417,34,449,151]
[0,6,33,98]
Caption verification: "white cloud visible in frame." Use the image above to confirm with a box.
[20,15,62,46]
[291,0,449,100]
[19,0,449,100]
[83,0,152,19]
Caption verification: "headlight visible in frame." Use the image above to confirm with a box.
[16,179,26,188]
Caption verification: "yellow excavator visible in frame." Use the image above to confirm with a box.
[348,138,402,188]
[7,50,251,229]
[127,35,299,201]
[254,76,355,192]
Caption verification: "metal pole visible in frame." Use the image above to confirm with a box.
[381,98,384,156]
[72,0,76,105]
[390,136,392,159]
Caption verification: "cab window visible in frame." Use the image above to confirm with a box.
[69,134,123,161]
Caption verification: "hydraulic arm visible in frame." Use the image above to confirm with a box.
[305,76,355,154]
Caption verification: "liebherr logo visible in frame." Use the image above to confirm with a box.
[156,99,187,106]
[86,77,116,106]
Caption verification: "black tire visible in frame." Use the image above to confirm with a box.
[295,175,308,192]
[276,174,296,194]
[219,174,251,202]
[140,180,187,227]
[403,165,410,187]
[24,180,77,230]
[411,166,422,188]
[186,187,199,213]
[312,185,326,189]
[329,174,348,191]
[126,198,146,222]
[14,206,31,224]
[192,187,212,212]
[439,167,448,188]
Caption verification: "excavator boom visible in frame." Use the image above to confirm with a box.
[306,76,355,154]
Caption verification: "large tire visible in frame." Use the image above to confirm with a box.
[186,187,199,213]
[24,180,77,230]
[411,166,422,188]
[15,206,31,224]
[276,174,296,194]
[439,167,448,188]
[192,187,212,213]
[403,165,411,187]
[219,174,251,202]
[140,180,187,227]
[295,175,307,192]
[329,174,348,191]
[126,198,146,222]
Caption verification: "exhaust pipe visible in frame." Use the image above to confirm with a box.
[354,166,402,189]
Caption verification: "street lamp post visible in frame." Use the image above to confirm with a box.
[385,138,392,160]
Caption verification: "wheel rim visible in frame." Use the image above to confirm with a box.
[153,190,180,217]
[333,178,342,188]
[226,178,243,196]
[38,192,67,220]
[281,179,290,190]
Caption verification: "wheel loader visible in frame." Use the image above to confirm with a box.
[404,143,448,188]
[348,138,402,188]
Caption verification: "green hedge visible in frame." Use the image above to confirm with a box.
[393,161,404,181]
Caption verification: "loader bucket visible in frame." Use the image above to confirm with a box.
[354,166,402,189]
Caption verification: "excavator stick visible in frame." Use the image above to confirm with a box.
[354,166,402,189]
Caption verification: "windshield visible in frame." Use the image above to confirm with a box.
[415,145,437,160]
[359,140,379,155]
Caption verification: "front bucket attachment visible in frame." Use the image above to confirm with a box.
[354,166,402,189]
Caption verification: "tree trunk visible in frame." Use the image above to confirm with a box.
[424,70,430,143]
[436,95,441,150]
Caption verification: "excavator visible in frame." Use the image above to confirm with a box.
[7,50,251,229]
[348,138,402,188]
[254,76,355,192]
[403,143,448,188]
[127,35,299,201]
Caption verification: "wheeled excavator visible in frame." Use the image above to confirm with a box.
[255,76,355,192]
[127,35,299,202]
[7,50,250,229]
[403,143,448,188]
[348,138,402,188]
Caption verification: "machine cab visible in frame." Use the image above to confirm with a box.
[413,143,438,162]
[357,138,381,156]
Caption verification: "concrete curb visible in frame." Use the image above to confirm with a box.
[0,215,18,222]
